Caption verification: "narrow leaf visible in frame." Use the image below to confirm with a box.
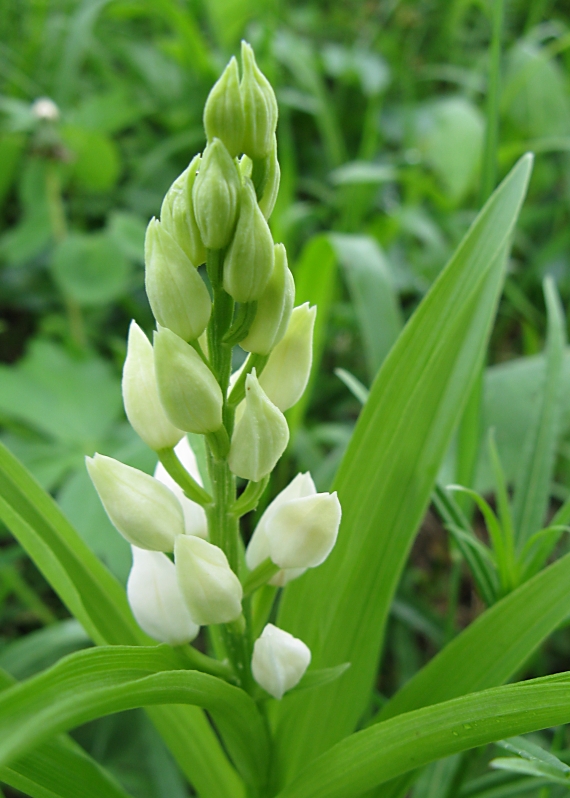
[275,155,533,781]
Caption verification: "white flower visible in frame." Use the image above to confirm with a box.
[32,97,59,121]
[127,546,199,645]
[251,624,311,699]
[175,536,243,625]
[154,437,208,539]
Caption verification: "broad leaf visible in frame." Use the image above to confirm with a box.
[274,155,533,781]
[0,646,268,795]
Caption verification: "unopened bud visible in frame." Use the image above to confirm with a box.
[258,136,280,219]
[86,454,184,551]
[240,243,294,355]
[259,303,316,411]
[128,546,199,644]
[154,437,208,539]
[246,472,315,586]
[175,535,243,625]
[240,42,278,160]
[154,327,223,434]
[160,154,206,266]
[122,321,184,451]
[252,624,311,699]
[145,218,211,342]
[204,57,245,158]
[223,177,274,302]
[192,139,240,249]
[228,370,289,481]
[265,490,341,569]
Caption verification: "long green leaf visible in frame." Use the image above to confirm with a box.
[0,668,133,798]
[0,646,268,795]
[276,672,570,798]
[0,441,244,798]
[512,277,566,546]
[274,155,533,782]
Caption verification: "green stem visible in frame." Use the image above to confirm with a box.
[231,475,270,517]
[0,565,57,626]
[479,0,505,204]
[157,447,213,506]
[206,248,233,391]
[242,558,280,597]
[178,643,237,683]
[223,301,258,346]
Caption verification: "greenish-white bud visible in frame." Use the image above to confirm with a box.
[160,154,206,267]
[175,535,243,625]
[86,454,184,552]
[122,321,184,451]
[251,624,311,699]
[223,177,275,302]
[127,546,199,644]
[154,437,208,539]
[204,56,245,159]
[228,370,289,481]
[145,218,211,342]
[240,243,294,355]
[240,41,278,160]
[259,303,316,411]
[192,139,240,249]
[258,136,280,219]
[154,327,223,434]
[246,472,316,586]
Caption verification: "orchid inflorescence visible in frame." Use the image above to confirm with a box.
[86,42,341,700]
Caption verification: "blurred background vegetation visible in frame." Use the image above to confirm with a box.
[3,1,570,795]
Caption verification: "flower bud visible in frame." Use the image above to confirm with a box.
[192,139,240,249]
[228,370,289,482]
[127,546,199,645]
[204,56,245,158]
[122,321,184,451]
[240,41,278,160]
[145,218,211,342]
[175,535,243,625]
[251,624,311,699]
[259,303,316,411]
[240,243,294,355]
[154,327,224,434]
[265,490,341,569]
[154,437,208,539]
[258,136,280,220]
[246,472,316,586]
[86,454,184,552]
[160,154,206,267]
[223,177,275,302]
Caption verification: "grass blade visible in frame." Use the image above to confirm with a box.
[274,154,533,783]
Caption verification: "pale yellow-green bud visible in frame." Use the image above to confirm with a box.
[258,136,280,220]
[122,321,184,451]
[223,177,274,302]
[154,327,223,434]
[240,244,294,355]
[240,41,278,160]
[86,454,184,552]
[259,303,316,411]
[145,218,211,342]
[175,535,243,625]
[228,370,289,481]
[238,154,253,180]
[192,139,240,249]
[160,154,206,267]
[127,546,199,644]
[204,56,245,159]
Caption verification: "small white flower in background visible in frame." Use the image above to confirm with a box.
[86,454,184,552]
[251,624,311,699]
[246,472,341,578]
[127,546,199,645]
[175,535,243,625]
[32,97,59,121]
[154,437,208,539]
